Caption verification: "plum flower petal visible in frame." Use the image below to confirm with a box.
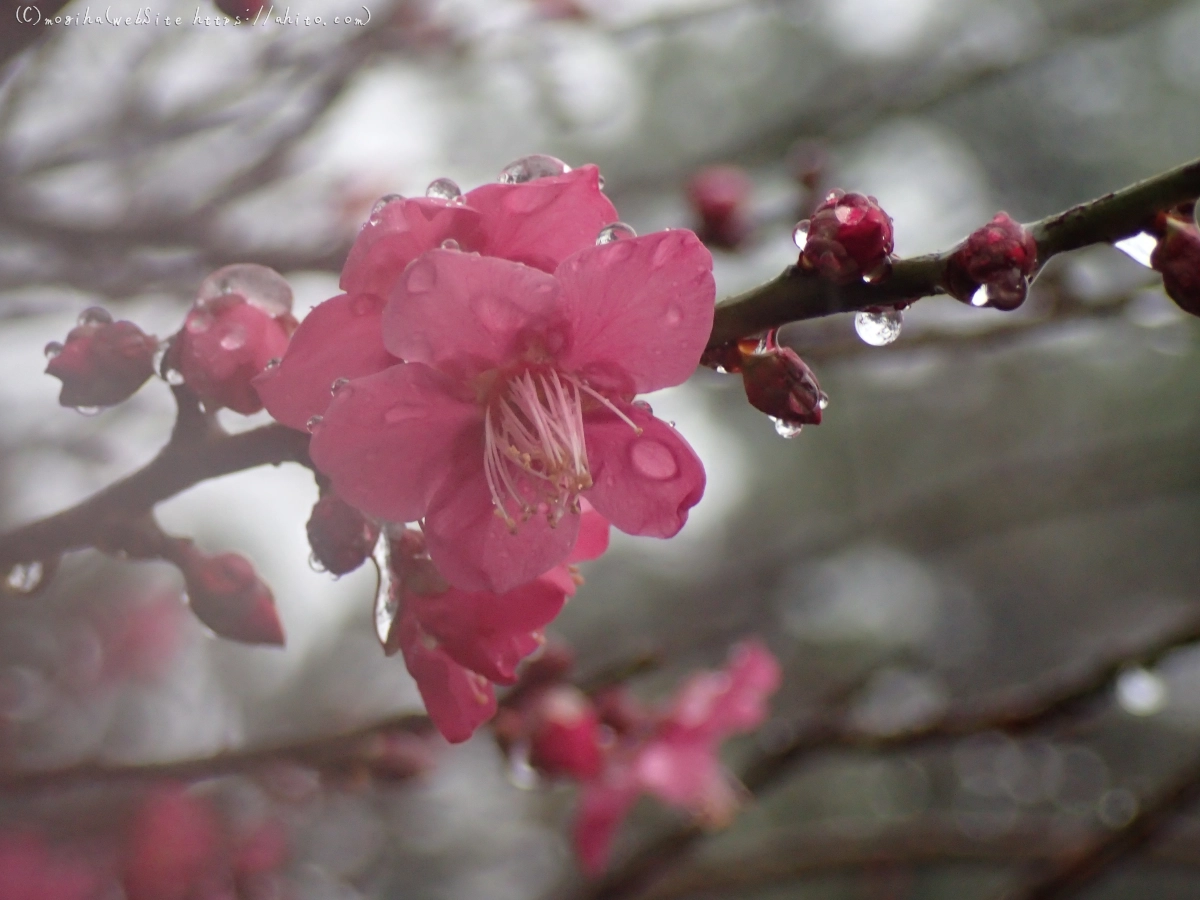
[573,766,641,875]
[341,198,483,298]
[584,402,706,539]
[407,578,566,684]
[382,250,568,380]
[556,231,715,394]
[309,363,480,523]
[254,293,396,431]
[422,467,581,594]
[465,165,617,273]
[673,640,782,738]
[397,612,497,744]
[568,501,610,564]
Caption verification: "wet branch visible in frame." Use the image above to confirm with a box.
[707,155,1200,347]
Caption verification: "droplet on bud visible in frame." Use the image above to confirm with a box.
[368,193,403,224]
[499,154,570,185]
[792,221,810,251]
[4,561,46,595]
[43,341,63,359]
[440,238,461,251]
[1113,232,1158,268]
[426,178,462,202]
[306,415,324,433]
[164,368,185,386]
[818,392,829,410]
[331,377,351,396]
[970,285,989,307]
[772,417,803,439]
[596,222,637,245]
[219,326,247,351]
[854,308,903,346]
[371,538,398,651]
[77,307,113,327]
[74,406,101,416]
[197,264,293,317]
[506,740,540,790]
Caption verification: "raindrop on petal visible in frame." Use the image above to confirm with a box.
[970,285,990,307]
[368,193,403,224]
[440,238,460,251]
[792,221,810,251]
[330,377,351,396]
[371,538,398,651]
[772,417,803,439]
[264,357,282,370]
[597,173,606,190]
[1113,232,1158,268]
[854,308,903,346]
[629,438,678,480]
[75,406,101,416]
[164,368,185,386]
[77,306,112,327]
[632,399,652,414]
[426,178,462,202]
[219,325,247,351]
[43,341,63,359]
[818,392,830,410]
[306,415,323,433]
[499,154,570,184]
[308,552,327,574]
[596,222,637,245]
[198,264,294,317]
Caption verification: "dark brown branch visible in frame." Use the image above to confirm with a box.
[570,606,1200,900]
[1003,751,1200,900]
[0,419,311,571]
[708,155,1200,347]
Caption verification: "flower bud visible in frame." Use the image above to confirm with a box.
[528,685,604,779]
[687,165,753,250]
[797,190,894,282]
[1151,213,1200,317]
[175,544,284,646]
[739,339,824,428]
[943,212,1038,311]
[123,786,222,900]
[173,293,294,415]
[307,491,380,575]
[44,315,158,410]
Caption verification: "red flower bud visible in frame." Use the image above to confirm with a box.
[943,212,1038,311]
[307,491,380,576]
[687,165,753,250]
[528,685,604,780]
[1151,214,1200,317]
[176,544,284,646]
[44,309,158,410]
[797,190,894,282]
[123,786,222,900]
[740,343,825,433]
[172,265,296,414]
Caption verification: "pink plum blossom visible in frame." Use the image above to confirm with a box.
[308,229,713,593]
[255,165,618,431]
[385,508,609,743]
[574,640,782,873]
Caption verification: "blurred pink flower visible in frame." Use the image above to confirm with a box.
[309,230,712,593]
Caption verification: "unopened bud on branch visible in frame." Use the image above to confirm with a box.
[45,311,158,410]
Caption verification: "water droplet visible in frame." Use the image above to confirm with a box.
[306,415,324,433]
[74,406,101,417]
[4,561,45,594]
[264,357,281,370]
[425,178,462,202]
[507,740,539,790]
[772,418,803,439]
[198,264,294,317]
[970,285,989,307]
[596,222,636,245]
[185,313,212,334]
[405,259,437,293]
[498,154,570,184]
[43,341,63,359]
[597,173,606,190]
[632,399,652,414]
[368,193,403,224]
[440,238,460,251]
[665,306,682,326]
[854,308,903,346]
[629,438,678,480]
[383,401,424,424]
[331,377,351,395]
[792,221,810,251]
[652,233,679,267]
[1112,232,1158,268]
[371,537,398,650]
[1116,667,1167,716]
[308,551,327,574]
[77,306,112,327]
[219,325,246,351]
[164,368,185,386]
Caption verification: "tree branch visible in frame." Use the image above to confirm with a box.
[707,155,1200,347]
